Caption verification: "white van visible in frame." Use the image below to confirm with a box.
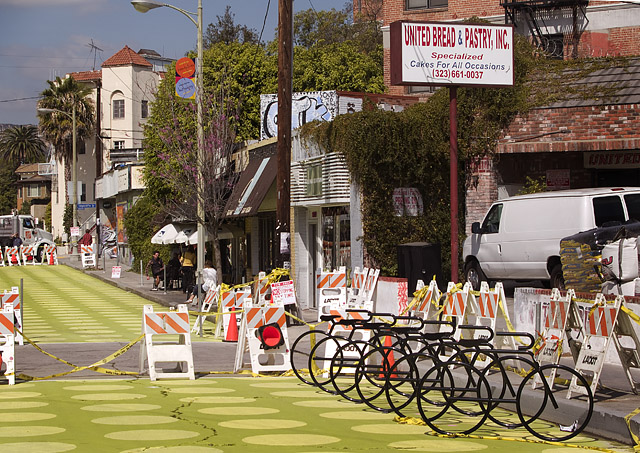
[463,187,640,290]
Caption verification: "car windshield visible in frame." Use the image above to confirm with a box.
[22,218,34,229]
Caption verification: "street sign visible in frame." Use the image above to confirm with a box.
[77,203,96,210]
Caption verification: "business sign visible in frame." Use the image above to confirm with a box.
[111,266,122,279]
[271,280,296,306]
[390,21,514,87]
[585,151,640,169]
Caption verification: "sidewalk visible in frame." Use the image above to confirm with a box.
[37,254,640,445]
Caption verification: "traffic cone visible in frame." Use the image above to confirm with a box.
[224,311,239,342]
[379,335,397,379]
[49,251,54,266]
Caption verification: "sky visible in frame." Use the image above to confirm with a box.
[0,0,350,126]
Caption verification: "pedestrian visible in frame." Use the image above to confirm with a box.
[78,230,92,253]
[145,250,165,291]
[11,233,22,248]
[181,245,196,295]
[187,260,218,305]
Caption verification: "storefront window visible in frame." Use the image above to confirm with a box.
[322,206,350,271]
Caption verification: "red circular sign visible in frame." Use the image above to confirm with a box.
[176,57,196,78]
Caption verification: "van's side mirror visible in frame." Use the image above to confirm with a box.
[471,222,481,234]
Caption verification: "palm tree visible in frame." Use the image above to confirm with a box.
[37,76,95,174]
[0,125,46,164]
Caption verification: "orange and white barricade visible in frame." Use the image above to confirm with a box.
[531,288,577,389]
[612,300,640,394]
[347,267,368,305]
[233,297,291,374]
[139,304,194,381]
[0,304,16,385]
[219,287,249,342]
[568,294,622,398]
[81,244,96,268]
[316,268,348,320]
[253,271,271,306]
[405,279,440,321]
[2,287,22,346]
[437,282,473,361]
[42,245,58,265]
[191,285,220,335]
[363,268,380,301]
[6,246,21,266]
[20,244,38,265]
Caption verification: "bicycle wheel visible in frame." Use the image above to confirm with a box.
[290,329,329,386]
[517,364,594,442]
[417,360,491,435]
[308,335,347,394]
[479,353,539,429]
[329,339,371,402]
[385,350,435,417]
[355,344,408,412]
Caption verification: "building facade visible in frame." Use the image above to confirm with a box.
[51,46,166,256]
[356,0,640,236]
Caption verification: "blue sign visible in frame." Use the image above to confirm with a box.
[78,203,96,210]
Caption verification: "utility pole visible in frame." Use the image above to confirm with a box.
[276,0,293,268]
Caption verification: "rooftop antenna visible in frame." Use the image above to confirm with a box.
[86,39,103,71]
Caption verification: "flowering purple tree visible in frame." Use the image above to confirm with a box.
[147,82,240,278]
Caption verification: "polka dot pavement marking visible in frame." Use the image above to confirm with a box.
[0,377,632,453]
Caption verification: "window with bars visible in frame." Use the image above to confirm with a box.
[114,141,125,150]
[113,99,125,119]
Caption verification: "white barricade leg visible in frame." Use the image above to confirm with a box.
[191,286,219,335]
[140,305,194,381]
[613,301,640,394]
[568,295,621,398]
[531,289,573,389]
[0,306,16,385]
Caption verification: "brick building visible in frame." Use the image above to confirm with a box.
[355,0,640,231]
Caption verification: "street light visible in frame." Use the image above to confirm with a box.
[37,105,78,239]
[131,0,205,290]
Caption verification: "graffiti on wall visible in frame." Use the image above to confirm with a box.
[260,91,339,140]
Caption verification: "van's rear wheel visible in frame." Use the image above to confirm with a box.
[550,264,565,290]
[464,260,486,291]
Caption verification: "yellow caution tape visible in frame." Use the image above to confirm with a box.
[17,331,144,381]
[624,407,640,451]
[622,305,640,327]
[394,416,617,451]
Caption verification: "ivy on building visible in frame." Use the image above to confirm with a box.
[300,29,630,278]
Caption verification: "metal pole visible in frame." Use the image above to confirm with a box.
[196,0,205,286]
[163,266,167,294]
[140,260,144,287]
[449,86,459,282]
[20,278,23,335]
[72,104,78,258]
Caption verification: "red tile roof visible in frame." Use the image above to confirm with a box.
[102,45,152,68]
[70,70,102,82]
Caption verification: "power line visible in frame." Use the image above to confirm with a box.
[0,96,41,103]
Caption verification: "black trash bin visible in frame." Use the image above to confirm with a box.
[397,242,442,293]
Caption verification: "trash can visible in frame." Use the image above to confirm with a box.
[397,242,442,293]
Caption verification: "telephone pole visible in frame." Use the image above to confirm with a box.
[276,0,293,268]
